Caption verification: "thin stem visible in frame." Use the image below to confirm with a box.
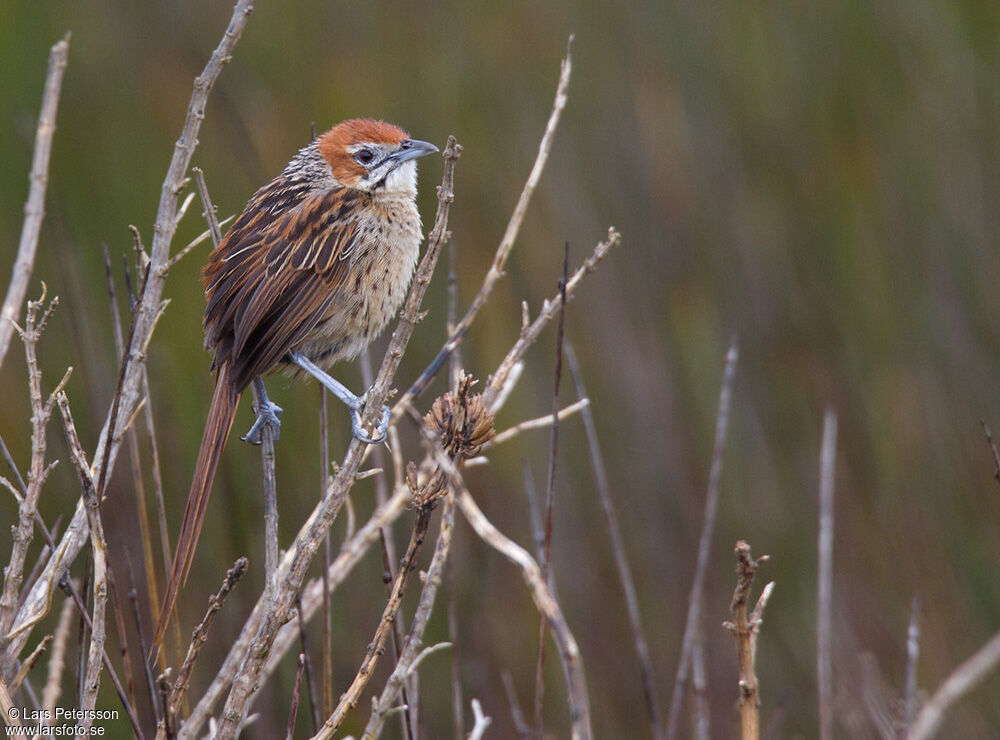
[565,342,663,739]
[0,33,70,372]
[167,557,248,722]
[666,339,738,740]
[907,629,1000,740]
[533,242,570,738]
[901,596,920,738]
[397,38,574,411]
[724,542,774,740]
[817,409,838,740]
[313,507,434,737]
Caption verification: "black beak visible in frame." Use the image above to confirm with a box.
[390,138,439,164]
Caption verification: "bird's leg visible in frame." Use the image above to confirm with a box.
[242,377,283,445]
[289,351,390,444]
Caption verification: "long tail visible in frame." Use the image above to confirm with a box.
[153,365,239,652]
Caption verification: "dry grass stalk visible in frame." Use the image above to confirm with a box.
[293,600,321,735]
[8,0,255,662]
[565,341,663,739]
[42,594,74,719]
[666,339,738,740]
[817,409,838,740]
[724,541,775,740]
[104,246,162,627]
[901,596,921,738]
[0,33,70,372]
[907,629,1000,740]
[532,241,571,738]
[285,654,306,740]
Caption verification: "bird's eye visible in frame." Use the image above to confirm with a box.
[354,149,375,165]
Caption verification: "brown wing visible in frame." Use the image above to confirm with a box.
[203,186,364,392]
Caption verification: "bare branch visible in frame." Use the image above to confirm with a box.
[481,229,622,412]
[490,400,589,447]
[183,487,409,738]
[0,33,70,372]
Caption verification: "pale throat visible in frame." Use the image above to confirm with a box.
[380,160,418,197]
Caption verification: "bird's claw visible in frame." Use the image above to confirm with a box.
[350,399,391,444]
[242,399,283,445]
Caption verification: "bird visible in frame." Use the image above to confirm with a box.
[153,118,438,648]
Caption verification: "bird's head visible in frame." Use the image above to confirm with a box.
[318,118,438,195]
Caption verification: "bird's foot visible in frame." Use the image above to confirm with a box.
[350,395,391,444]
[242,399,283,445]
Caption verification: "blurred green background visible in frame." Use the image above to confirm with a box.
[3,1,1000,737]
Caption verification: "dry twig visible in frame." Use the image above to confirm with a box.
[723,541,774,740]
[54,393,110,731]
[467,698,492,740]
[184,486,410,738]
[313,505,434,737]
[0,33,70,372]
[166,557,248,725]
[666,339,738,740]
[1,290,70,660]
[362,496,456,738]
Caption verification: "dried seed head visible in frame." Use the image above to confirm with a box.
[425,374,496,459]
[406,461,449,509]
